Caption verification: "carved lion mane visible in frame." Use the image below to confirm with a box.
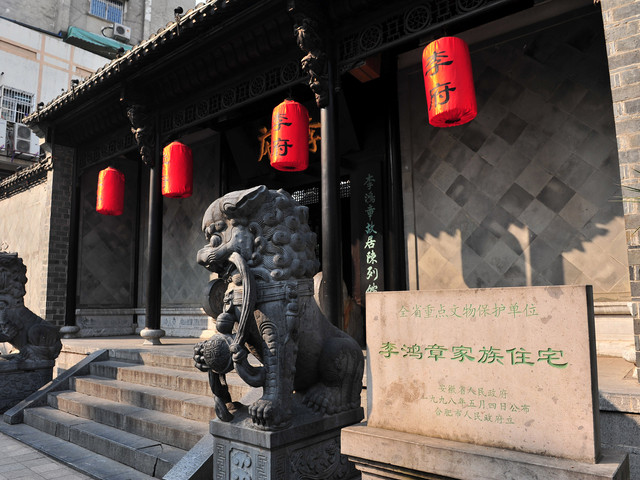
[228,187,319,282]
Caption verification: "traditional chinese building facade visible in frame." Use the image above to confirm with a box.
[0,0,638,364]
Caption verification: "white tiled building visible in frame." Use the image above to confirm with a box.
[0,18,107,177]
[0,0,185,178]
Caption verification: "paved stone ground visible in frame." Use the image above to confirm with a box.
[0,431,92,480]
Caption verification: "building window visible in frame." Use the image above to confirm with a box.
[291,180,351,206]
[0,86,33,124]
[90,0,124,23]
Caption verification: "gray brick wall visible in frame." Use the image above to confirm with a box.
[600,0,640,376]
[44,145,75,326]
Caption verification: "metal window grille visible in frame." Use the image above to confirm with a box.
[0,86,33,123]
[292,186,320,206]
[90,0,124,23]
[339,179,351,199]
[291,180,351,206]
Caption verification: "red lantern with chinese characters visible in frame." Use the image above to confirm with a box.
[162,141,193,198]
[270,99,309,171]
[422,36,477,127]
[96,167,125,216]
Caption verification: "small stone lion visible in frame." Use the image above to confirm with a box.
[194,186,364,430]
[0,252,62,362]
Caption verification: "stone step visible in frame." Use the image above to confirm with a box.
[0,420,155,480]
[48,390,209,450]
[108,348,197,372]
[24,406,186,478]
[89,360,252,399]
[71,375,218,422]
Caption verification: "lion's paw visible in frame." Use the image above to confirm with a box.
[249,396,290,429]
[303,384,345,415]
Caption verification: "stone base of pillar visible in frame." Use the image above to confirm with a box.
[211,394,363,480]
[75,310,136,337]
[59,325,80,339]
[140,327,165,345]
[342,425,630,480]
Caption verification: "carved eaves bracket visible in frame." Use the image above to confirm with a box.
[125,104,155,168]
[288,0,330,108]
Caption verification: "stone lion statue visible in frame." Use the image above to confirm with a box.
[0,252,62,362]
[194,186,364,430]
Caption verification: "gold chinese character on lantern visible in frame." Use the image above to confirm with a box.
[257,120,321,163]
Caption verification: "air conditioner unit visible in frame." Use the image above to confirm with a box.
[13,123,40,156]
[0,119,6,153]
[113,23,131,42]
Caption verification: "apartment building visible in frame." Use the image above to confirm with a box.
[0,0,184,177]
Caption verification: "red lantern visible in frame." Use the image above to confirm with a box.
[162,141,193,198]
[422,36,477,127]
[270,99,309,171]
[96,167,125,216]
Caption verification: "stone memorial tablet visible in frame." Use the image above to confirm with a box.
[366,285,599,463]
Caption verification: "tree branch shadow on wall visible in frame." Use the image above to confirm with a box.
[405,12,625,296]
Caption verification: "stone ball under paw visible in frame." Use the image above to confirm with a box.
[202,334,234,374]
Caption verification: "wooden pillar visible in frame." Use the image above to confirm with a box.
[291,2,343,328]
[382,52,406,292]
[320,51,343,328]
[126,103,165,344]
[142,126,164,344]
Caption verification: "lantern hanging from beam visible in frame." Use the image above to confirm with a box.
[270,99,309,171]
[96,166,125,216]
[162,141,193,198]
[422,36,477,128]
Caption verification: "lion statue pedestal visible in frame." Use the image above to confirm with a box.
[0,360,57,413]
[193,186,364,479]
[211,390,362,480]
[0,252,62,413]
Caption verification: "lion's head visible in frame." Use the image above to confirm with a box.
[197,186,319,282]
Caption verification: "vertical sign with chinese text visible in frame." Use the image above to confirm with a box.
[352,166,384,306]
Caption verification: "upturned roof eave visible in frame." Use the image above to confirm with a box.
[24,0,250,129]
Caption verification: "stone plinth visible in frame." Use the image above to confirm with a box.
[75,309,136,336]
[594,302,635,361]
[342,424,630,480]
[135,307,212,337]
[59,325,80,339]
[0,360,54,413]
[350,286,631,479]
[211,396,363,480]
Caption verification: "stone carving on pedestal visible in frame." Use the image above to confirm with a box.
[194,185,364,431]
[290,438,353,479]
[230,449,252,480]
[0,252,62,362]
[194,186,364,479]
[0,252,62,412]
